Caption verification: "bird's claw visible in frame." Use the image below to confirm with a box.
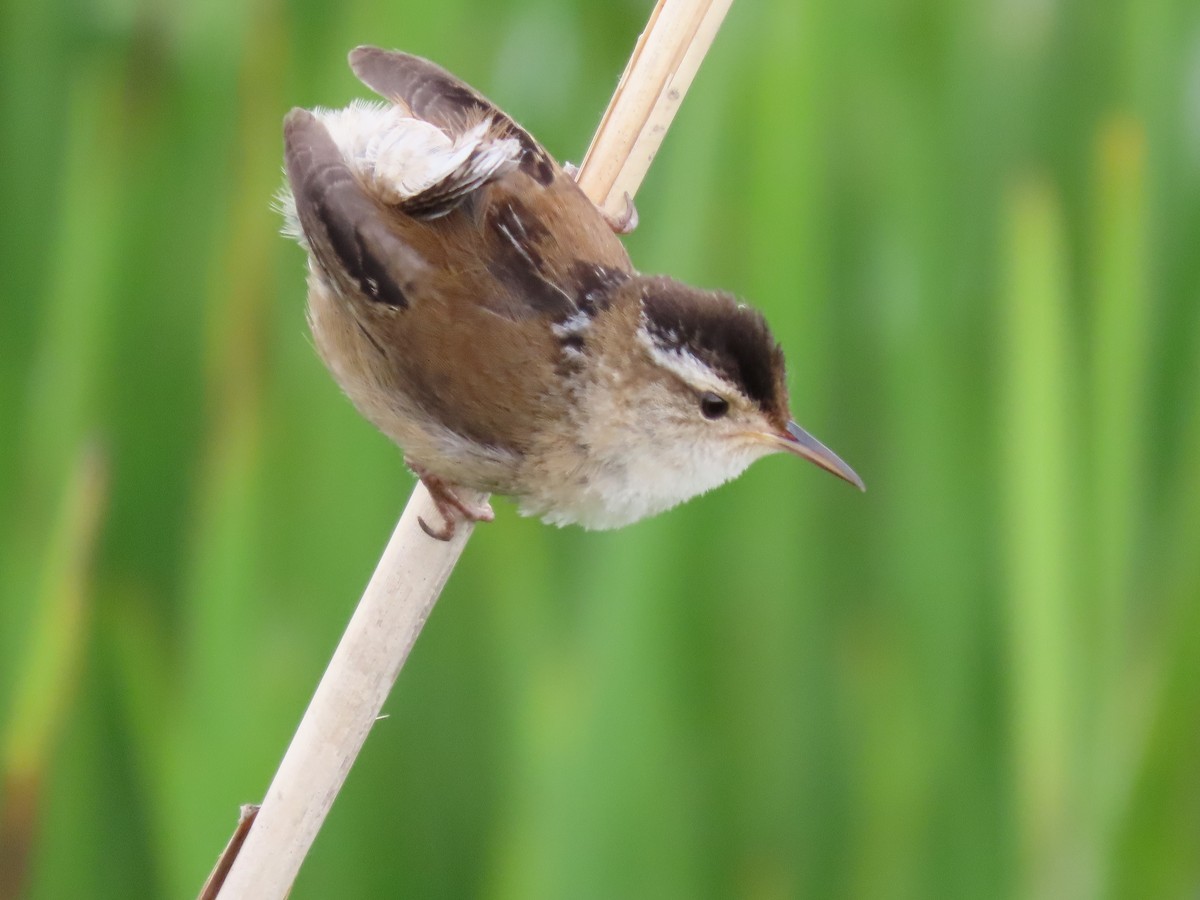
[408,459,494,541]
[603,192,638,234]
[563,163,637,234]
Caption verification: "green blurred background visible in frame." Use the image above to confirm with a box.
[3,0,1200,896]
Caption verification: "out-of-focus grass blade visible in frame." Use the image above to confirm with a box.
[0,58,124,899]
[17,78,124,503]
[1088,115,1148,682]
[0,56,125,753]
[999,174,1081,899]
[153,22,286,897]
[1083,114,1153,885]
[1114,142,1200,895]
[0,445,107,899]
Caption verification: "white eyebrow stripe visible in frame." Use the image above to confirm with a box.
[635,318,736,398]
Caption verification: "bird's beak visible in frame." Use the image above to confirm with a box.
[769,421,865,491]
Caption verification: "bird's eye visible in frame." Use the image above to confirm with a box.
[699,392,729,420]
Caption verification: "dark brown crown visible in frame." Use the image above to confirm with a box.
[639,276,789,421]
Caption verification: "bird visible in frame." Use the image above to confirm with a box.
[279,46,863,540]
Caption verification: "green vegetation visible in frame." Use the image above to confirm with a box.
[2,1,1198,897]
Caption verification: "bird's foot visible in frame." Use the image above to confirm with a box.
[563,162,638,234]
[407,461,494,541]
[601,192,639,234]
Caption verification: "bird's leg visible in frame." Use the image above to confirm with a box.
[406,460,495,541]
[563,162,639,234]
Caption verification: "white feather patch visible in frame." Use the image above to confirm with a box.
[313,100,520,206]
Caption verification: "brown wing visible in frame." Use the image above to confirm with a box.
[285,106,557,450]
[284,51,640,449]
[283,100,631,322]
[342,48,633,322]
[344,46,633,323]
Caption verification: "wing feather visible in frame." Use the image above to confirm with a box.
[283,107,428,308]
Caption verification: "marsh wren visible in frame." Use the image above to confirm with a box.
[280,46,863,539]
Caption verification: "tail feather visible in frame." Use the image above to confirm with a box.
[349,46,557,187]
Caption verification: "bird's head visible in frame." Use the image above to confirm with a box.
[551,276,863,529]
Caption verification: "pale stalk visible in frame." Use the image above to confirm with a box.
[212,2,734,897]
